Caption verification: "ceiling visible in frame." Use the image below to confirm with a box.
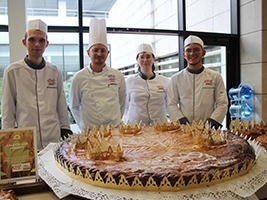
[25,0,117,13]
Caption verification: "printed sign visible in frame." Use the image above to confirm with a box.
[0,127,38,183]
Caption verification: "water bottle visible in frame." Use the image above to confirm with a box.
[228,85,253,100]
[229,102,253,118]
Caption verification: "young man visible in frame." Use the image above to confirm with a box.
[1,19,72,150]
[167,35,228,129]
[69,18,126,130]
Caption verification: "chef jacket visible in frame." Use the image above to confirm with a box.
[1,59,71,150]
[167,67,228,124]
[123,72,169,125]
[69,65,126,130]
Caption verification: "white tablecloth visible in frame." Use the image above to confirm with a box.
[38,142,267,200]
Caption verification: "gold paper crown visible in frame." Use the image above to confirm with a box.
[184,120,226,146]
[154,121,181,132]
[71,126,123,161]
[230,118,267,138]
[119,121,142,134]
[88,125,112,137]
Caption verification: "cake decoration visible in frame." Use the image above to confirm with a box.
[154,120,181,132]
[185,120,226,146]
[119,121,142,134]
[230,118,267,139]
[230,119,267,149]
[71,126,123,161]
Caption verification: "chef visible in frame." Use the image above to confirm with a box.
[69,18,126,130]
[123,43,169,125]
[1,19,72,150]
[167,35,228,129]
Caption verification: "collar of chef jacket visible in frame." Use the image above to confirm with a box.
[138,70,156,80]
[186,66,204,74]
[24,55,46,70]
[88,64,108,74]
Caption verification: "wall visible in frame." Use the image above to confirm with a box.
[240,0,267,122]
[7,0,27,63]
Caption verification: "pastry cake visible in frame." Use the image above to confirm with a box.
[54,121,256,191]
[0,190,18,200]
[255,134,267,148]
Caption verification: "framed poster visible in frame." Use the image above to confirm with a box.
[0,127,38,183]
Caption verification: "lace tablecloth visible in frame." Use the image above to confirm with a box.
[38,142,267,200]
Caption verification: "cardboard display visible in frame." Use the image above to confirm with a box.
[0,127,38,184]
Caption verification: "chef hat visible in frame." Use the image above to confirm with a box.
[184,35,204,48]
[88,18,108,50]
[26,19,47,33]
[136,43,154,56]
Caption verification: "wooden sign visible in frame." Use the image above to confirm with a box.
[0,127,38,183]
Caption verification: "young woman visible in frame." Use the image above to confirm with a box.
[123,43,169,125]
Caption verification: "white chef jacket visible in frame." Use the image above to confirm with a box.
[167,67,228,124]
[69,65,126,130]
[123,73,169,125]
[1,59,71,150]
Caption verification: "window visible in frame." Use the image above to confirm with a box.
[0,0,239,127]
[185,0,231,33]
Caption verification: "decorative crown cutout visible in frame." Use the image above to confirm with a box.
[55,157,255,191]
[119,121,142,134]
[69,126,123,161]
[184,120,226,146]
[154,120,181,132]
[230,118,267,138]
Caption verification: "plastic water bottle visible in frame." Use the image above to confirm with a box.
[228,85,253,100]
[229,102,253,118]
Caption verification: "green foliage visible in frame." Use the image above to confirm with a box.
[64,80,75,124]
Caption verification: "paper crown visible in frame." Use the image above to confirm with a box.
[184,35,204,48]
[88,18,108,50]
[26,19,47,33]
[136,43,154,56]
[119,122,142,134]
[69,126,123,161]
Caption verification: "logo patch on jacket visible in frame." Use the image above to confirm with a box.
[156,85,165,93]
[108,74,118,87]
[157,85,164,90]
[47,78,56,86]
[204,79,213,86]
[108,74,116,83]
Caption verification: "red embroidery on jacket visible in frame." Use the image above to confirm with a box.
[157,85,164,90]
[204,79,213,85]
[47,78,56,86]
[108,74,116,83]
